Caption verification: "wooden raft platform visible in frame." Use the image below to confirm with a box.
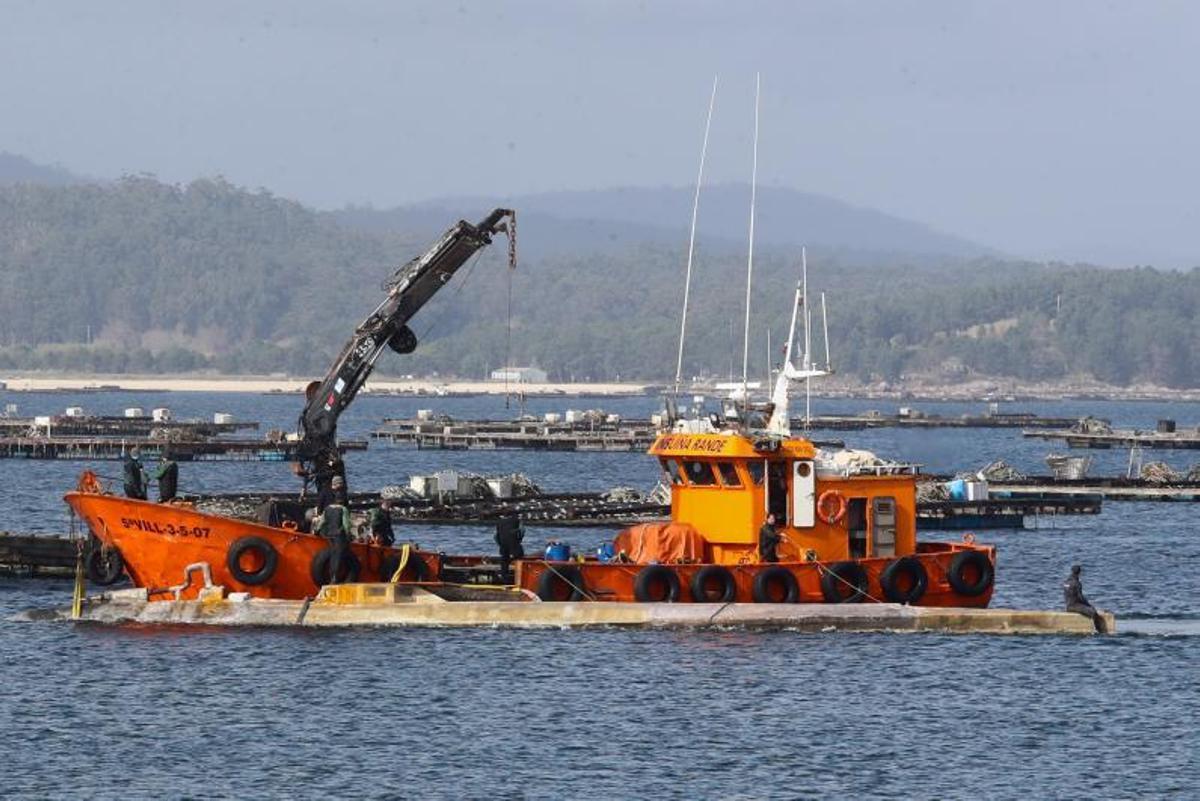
[0,416,258,438]
[61,585,1114,635]
[1024,428,1200,449]
[0,437,367,461]
[372,417,846,451]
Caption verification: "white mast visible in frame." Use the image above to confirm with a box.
[802,247,812,429]
[741,72,761,401]
[766,251,830,437]
[674,76,718,396]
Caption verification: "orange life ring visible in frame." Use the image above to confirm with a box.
[816,490,848,525]
[76,470,103,494]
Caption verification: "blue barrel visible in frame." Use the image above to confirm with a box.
[948,479,968,501]
[544,541,571,562]
[595,542,616,562]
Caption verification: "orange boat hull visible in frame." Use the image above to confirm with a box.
[64,491,436,601]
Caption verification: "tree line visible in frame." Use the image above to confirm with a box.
[0,178,1197,387]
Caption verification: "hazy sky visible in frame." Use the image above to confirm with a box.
[2,1,1197,267]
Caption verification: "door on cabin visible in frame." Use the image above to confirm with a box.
[791,460,815,527]
[767,460,789,525]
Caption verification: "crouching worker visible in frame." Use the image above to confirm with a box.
[369,498,396,547]
[1064,564,1108,633]
[314,495,353,585]
[494,512,525,582]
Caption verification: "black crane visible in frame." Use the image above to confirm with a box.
[296,208,516,495]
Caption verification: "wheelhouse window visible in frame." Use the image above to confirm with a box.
[682,460,717,486]
[746,461,765,485]
[716,462,742,487]
[660,458,684,485]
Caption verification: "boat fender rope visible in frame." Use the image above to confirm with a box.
[816,490,848,525]
[818,561,884,604]
[537,562,591,601]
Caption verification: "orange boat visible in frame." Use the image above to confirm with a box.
[65,418,994,607]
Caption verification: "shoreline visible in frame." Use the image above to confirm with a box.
[2,373,1199,402]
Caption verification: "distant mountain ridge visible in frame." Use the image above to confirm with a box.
[338,184,1001,262]
[0,152,86,187]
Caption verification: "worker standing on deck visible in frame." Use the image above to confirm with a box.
[758,513,782,563]
[317,474,348,513]
[154,448,179,503]
[123,447,147,500]
[1064,564,1107,633]
[369,498,396,547]
[495,512,525,581]
[315,494,353,585]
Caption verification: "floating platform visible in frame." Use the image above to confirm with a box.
[60,584,1113,635]
[0,416,258,438]
[0,532,77,577]
[916,497,1101,529]
[809,411,1085,431]
[0,437,367,461]
[1024,428,1200,450]
[966,477,1200,502]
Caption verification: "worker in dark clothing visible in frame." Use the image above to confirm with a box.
[758,513,782,563]
[123,447,147,500]
[1064,564,1107,633]
[369,498,396,547]
[154,449,179,503]
[494,512,525,582]
[316,474,348,514]
[315,497,353,585]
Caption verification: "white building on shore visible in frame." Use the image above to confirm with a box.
[489,366,548,383]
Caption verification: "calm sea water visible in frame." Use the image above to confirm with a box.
[1,390,1198,799]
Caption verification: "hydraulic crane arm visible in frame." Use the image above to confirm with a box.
[298,208,516,467]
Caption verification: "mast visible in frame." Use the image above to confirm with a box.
[802,247,812,430]
[674,76,718,396]
[741,72,761,401]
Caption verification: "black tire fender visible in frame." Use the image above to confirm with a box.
[309,546,361,587]
[226,536,279,586]
[86,542,125,586]
[820,561,869,603]
[947,550,994,597]
[536,566,587,601]
[633,565,681,603]
[690,565,737,603]
[879,556,928,605]
[752,566,799,603]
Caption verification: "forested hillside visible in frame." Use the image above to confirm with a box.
[0,178,1197,386]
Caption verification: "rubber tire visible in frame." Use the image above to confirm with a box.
[947,551,994,597]
[633,565,681,603]
[879,556,928,605]
[378,553,430,583]
[309,545,361,587]
[86,543,125,586]
[226,536,279,586]
[536,566,586,601]
[752,566,799,603]
[690,565,737,603]
[820,561,869,603]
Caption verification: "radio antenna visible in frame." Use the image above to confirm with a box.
[674,75,718,396]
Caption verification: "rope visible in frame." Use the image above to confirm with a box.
[540,560,596,601]
[815,561,888,605]
[388,542,412,584]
